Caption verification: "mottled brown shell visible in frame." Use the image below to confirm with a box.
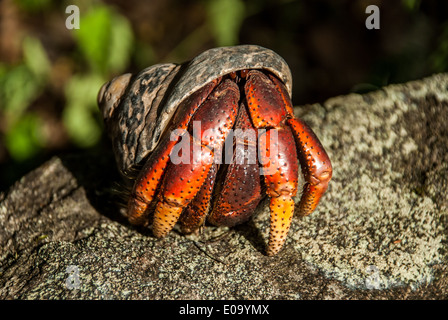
[97,45,293,177]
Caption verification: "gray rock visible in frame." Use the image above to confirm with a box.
[1,73,447,299]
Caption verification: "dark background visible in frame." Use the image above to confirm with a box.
[1,0,447,191]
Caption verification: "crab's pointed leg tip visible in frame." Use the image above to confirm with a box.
[266,195,294,256]
[152,202,183,238]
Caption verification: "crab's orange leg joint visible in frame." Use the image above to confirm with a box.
[287,118,332,217]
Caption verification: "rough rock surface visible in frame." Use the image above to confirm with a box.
[1,73,447,299]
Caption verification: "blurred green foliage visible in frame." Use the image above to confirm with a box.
[0,0,249,190]
[1,0,247,169]
[0,1,134,164]
[430,21,448,72]
[0,36,50,160]
[63,73,104,148]
[401,0,421,11]
[206,0,245,47]
[15,0,53,12]
[65,4,134,147]
[74,4,133,74]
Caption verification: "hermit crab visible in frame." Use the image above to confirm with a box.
[98,45,332,256]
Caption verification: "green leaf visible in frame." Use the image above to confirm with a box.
[74,5,112,73]
[0,37,49,117]
[0,65,39,117]
[401,0,421,11]
[63,74,104,147]
[74,5,133,74]
[107,13,134,73]
[4,113,44,161]
[14,0,52,12]
[206,0,245,46]
[23,36,51,80]
[0,37,50,161]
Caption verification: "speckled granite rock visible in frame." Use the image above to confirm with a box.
[0,73,447,299]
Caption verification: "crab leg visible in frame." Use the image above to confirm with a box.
[208,105,262,227]
[244,70,299,256]
[258,127,299,256]
[267,74,295,116]
[287,118,332,216]
[268,74,333,216]
[126,78,221,226]
[152,136,214,237]
[127,135,178,226]
[152,78,240,237]
[179,164,218,234]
